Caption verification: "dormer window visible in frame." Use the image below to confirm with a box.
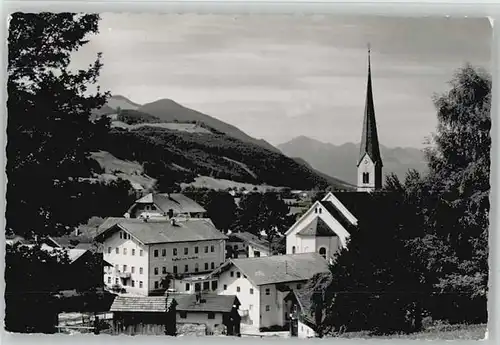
[363,172,370,184]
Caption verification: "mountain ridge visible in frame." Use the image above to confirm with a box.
[278,136,428,185]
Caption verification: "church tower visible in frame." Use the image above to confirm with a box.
[357,46,383,192]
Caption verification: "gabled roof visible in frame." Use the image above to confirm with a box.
[96,218,227,244]
[212,253,329,286]
[174,294,239,313]
[228,232,270,251]
[110,295,176,313]
[358,48,383,167]
[134,193,206,214]
[297,217,337,237]
[332,192,378,221]
[319,200,355,232]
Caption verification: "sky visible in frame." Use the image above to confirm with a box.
[72,14,492,148]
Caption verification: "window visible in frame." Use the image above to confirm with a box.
[107,277,111,284]
[154,281,159,289]
[107,247,111,254]
[119,232,123,239]
[195,263,199,273]
[154,267,159,275]
[207,312,215,320]
[131,280,135,287]
[236,272,241,278]
[230,271,234,277]
[211,281,218,291]
[140,250,143,256]
[173,266,178,274]
[223,285,227,290]
[185,283,190,291]
[139,281,143,288]
[184,248,188,255]
[265,288,270,295]
[115,278,119,284]
[205,263,209,271]
[363,172,370,184]
[211,245,215,252]
[132,249,135,256]
[115,264,119,271]
[123,248,127,255]
[115,248,119,254]
[236,286,240,292]
[173,248,178,256]
[162,266,167,274]
[266,305,270,312]
[319,247,327,260]
[184,265,189,273]
[131,266,135,273]
[139,267,143,274]
[195,283,201,292]
[254,251,260,257]
[292,246,296,254]
[162,249,166,257]
[194,246,199,254]
[203,282,210,291]
[180,311,187,319]
[123,265,127,272]
[204,246,208,253]
[211,262,215,270]
[250,288,254,294]
[154,249,159,257]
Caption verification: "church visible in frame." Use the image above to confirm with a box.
[285,48,384,261]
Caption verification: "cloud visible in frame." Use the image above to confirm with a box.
[71,14,491,148]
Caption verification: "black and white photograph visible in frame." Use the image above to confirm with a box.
[4,11,492,340]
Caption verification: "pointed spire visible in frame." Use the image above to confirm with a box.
[358,44,383,167]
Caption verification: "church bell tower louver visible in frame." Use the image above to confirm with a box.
[357,45,383,192]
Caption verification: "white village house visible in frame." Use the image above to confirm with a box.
[125,193,207,219]
[226,231,272,258]
[95,217,227,296]
[208,253,329,330]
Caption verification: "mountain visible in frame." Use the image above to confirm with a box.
[91,96,353,191]
[96,96,278,153]
[277,136,428,185]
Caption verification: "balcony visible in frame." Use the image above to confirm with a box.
[118,271,131,279]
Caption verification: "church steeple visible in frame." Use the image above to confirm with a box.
[357,45,383,192]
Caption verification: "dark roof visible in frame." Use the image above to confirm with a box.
[218,253,329,286]
[135,193,206,214]
[333,192,379,221]
[174,294,239,313]
[228,232,270,251]
[297,217,337,237]
[358,49,383,167]
[110,295,176,313]
[96,218,227,244]
[319,200,355,231]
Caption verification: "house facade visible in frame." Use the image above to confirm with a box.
[125,193,206,219]
[285,192,355,260]
[174,292,241,335]
[208,253,329,330]
[96,217,227,296]
[226,232,271,259]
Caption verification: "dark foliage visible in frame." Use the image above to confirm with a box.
[6,13,135,238]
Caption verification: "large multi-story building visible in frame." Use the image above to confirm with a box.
[95,217,227,296]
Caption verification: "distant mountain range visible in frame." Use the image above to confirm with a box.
[277,136,428,185]
[92,96,354,191]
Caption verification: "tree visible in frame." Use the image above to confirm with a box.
[6,13,123,238]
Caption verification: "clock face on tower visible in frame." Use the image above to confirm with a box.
[364,158,369,165]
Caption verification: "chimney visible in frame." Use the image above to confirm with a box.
[167,208,174,219]
[171,218,176,226]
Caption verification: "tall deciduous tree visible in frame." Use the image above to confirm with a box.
[7,13,132,238]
